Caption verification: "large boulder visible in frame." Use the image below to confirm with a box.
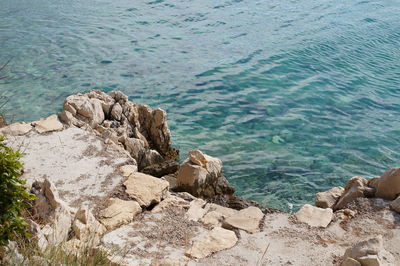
[123,172,169,207]
[186,227,238,259]
[315,186,344,209]
[375,168,400,200]
[176,150,234,198]
[295,204,333,228]
[334,177,373,210]
[59,90,179,170]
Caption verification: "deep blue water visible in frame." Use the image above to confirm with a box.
[1,0,400,211]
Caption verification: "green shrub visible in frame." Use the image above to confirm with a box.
[0,136,35,247]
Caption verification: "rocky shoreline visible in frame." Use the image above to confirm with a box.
[1,90,399,265]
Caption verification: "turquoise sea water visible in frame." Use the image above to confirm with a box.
[1,0,400,211]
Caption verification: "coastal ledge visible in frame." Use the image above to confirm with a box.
[1,90,399,265]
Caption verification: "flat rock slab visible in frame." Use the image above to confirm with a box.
[223,206,264,233]
[5,127,134,208]
[295,204,333,228]
[186,227,238,259]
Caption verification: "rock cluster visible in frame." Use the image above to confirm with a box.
[315,168,400,213]
[28,179,105,251]
[341,235,395,266]
[59,90,179,172]
[0,114,64,135]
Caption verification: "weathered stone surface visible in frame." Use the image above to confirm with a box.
[186,227,238,259]
[72,206,106,245]
[99,198,141,230]
[33,115,64,133]
[316,186,344,209]
[185,198,208,222]
[139,149,164,169]
[161,174,178,190]
[123,172,169,207]
[151,195,190,213]
[200,211,224,228]
[295,204,333,228]
[341,235,395,266]
[119,164,138,177]
[110,102,123,121]
[343,236,382,259]
[30,179,74,246]
[27,219,48,251]
[0,122,32,135]
[375,168,400,200]
[176,150,234,198]
[341,258,361,266]
[389,196,400,213]
[223,206,264,233]
[335,177,370,210]
[206,203,238,217]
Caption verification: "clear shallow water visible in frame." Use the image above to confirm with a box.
[1,0,400,211]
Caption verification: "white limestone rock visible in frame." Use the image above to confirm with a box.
[33,115,64,133]
[99,198,142,230]
[223,206,264,233]
[375,168,400,200]
[334,177,370,210]
[151,194,190,213]
[185,198,208,222]
[341,235,395,266]
[295,204,333,228]
[176,150,234,198]
[123,172,169,207]
[316,186,344,209]
[119,164,138,177]
[0,122,32,135]
[186,227,238,259]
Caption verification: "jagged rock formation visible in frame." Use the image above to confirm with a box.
[59,90,179,172]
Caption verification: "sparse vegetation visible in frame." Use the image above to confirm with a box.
[0,136,35,248]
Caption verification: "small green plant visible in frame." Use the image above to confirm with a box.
[0,136,35,247]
